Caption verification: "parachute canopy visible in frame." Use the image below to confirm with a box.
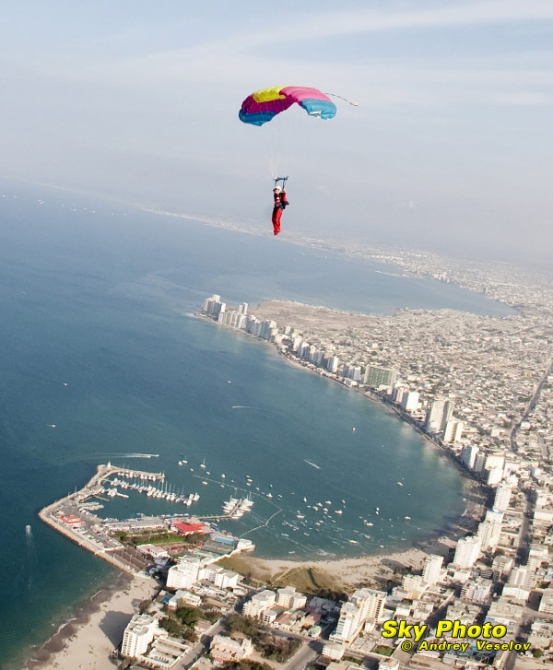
[239,86,337,127]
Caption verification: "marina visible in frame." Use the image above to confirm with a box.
[38,463,256,576]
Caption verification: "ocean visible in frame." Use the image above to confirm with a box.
[0,181,510,668]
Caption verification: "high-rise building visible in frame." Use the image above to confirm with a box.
[401,391,419,412]
[486,468,504,486]
[477,511,504,552]
[422,554,444,585]
[298,342,310,359]
[443,420,464,444]
[326,355,340,373]
[350,588,387,622]
[166,554,203,590]
[494,483,512,512]
[364,366,398,389]
[349,366,362,382]
[453,535,482,568]
[260,320,277,341]
[425,399,454,434]
[503,567,532,601]
[473,452,486,472]
[330,589,386,643]
[393,386,407,404]
[331,603,362,643]
[121,614,158,658]
[485,454,505,471]
[461,445,479,470]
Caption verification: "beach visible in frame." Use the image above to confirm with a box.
[220,546,444,594]
[25,575,158,670]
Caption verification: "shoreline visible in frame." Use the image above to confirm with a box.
[25,310,486,669]
[196,308,488,573]
[24,573,158,670]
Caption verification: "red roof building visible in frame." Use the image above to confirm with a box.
[172,521,209,536]
[59,514,83,527]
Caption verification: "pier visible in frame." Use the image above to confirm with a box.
[39,464,166,575]
[38,463,258,575]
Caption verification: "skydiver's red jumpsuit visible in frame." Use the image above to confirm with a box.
[272,189,288,236]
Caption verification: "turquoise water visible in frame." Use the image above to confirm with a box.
[0,182,510,668]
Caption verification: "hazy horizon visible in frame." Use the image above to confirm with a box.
[1,1,553,263]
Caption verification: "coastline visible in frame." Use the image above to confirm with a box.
[24,574,158,670]
[26,309,485,669]
[196,306,488,582]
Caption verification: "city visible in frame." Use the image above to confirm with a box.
[194,262,553,669]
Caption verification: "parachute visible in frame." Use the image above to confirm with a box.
[239,86,337,127]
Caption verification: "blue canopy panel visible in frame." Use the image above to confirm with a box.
[300,98,337,120]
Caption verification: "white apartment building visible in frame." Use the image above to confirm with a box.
[477,510,504,552]
[276,586,307,610]
[330,589,386,644]
[350,588,386,622]
[503,566,532,601]
[330,602,363,643]
[494,483,512,512]
[401,391,419,412]
[461,445,479,470]
[243,590,276,618]
[121,614,158,658]
[425,399,454,434]
[453,536,482,568]
[538,589,553,614]
[422,554,444,585]
[443,420,464,444]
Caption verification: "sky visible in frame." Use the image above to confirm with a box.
[1,1,553,261]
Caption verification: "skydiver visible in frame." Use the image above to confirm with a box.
[272,186,289,236]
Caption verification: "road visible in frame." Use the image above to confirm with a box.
[282,639,322,670]
[179,619,226,668]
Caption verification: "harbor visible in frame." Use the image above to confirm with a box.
[38,463,256,576]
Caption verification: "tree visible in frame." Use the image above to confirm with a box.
[138,599,151,614]
[160,617,183,637]
[176,605,201,627]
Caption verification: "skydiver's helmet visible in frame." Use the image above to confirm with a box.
[273,187,281,193]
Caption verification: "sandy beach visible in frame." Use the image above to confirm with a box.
[25,574,158,670]
[220,546,437,594]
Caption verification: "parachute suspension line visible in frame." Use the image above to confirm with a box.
[267,115,282,180]
[324,92,359,107]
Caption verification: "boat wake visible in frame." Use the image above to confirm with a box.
[303,460,321,470]
[232,405,275,413]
